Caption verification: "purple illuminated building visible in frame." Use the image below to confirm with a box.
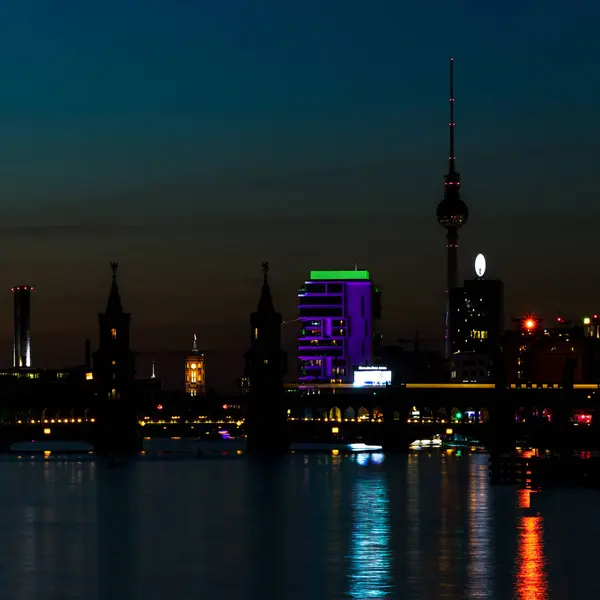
[298,270,381,383]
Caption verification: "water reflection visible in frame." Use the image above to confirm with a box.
[1,454,598,599]
[406,453,421,597]
[515,491,548,600]
[97,462,137,600]
[467,456,492,599]
[355,453,370,467]
[347,471,393,598]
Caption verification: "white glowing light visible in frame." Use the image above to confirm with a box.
[353,368,392,387]
[347,443,383,452]
[475,253,486,277]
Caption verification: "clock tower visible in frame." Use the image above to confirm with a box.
[184,334,206,397]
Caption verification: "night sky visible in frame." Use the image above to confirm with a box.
[0,0,599,390]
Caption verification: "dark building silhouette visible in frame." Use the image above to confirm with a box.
[85,338,92,372]
[92,263,138,455]
[235,375,251,395]
[449,274,504,381]
[501,317,600,384]
[378,343,448,383]
[436,58,469,358]
[244,263,288,454]
[92,263,135,400]
[11,285,33,368]
[450,278,503,356]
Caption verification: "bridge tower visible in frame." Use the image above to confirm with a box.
[92,262,139,456]
[244,262,288,454]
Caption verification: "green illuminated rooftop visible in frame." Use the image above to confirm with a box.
[310,270,370,281]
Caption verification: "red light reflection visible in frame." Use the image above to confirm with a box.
[573,413,592,426]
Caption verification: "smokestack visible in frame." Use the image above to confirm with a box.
[12,285,33,368]
[85,338,92,371]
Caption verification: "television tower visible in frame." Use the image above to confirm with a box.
[436,57,469,357]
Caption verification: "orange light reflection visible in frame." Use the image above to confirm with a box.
[516,515,548,600]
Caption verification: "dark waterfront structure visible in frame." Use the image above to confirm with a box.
[12,285,33,368]
[244,263,288,454]
[92,263,139,455]
[436,58,469,358]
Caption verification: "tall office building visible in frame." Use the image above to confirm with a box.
[298,270,381,383]
[184,334,206,397]
[12,285,34,368]
[449,261,504,355]
[449,255,503,381]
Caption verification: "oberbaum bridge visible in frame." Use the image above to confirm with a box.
[0,263,600,456]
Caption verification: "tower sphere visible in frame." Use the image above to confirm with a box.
[436,195,469,229]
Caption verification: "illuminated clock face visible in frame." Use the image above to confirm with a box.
[190,363,197,370]
[474,253,486,277]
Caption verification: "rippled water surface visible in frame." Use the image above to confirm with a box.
[0,453,598,599]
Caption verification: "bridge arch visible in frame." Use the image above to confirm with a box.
[357,407,370,421]
[329,407,342,422]
[450,407,462,422]
[422,407,434,423]
[465,407,476,423]
[343,407,355,420]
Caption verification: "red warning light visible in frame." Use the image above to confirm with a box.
[157,404,163,411]
[520,316,539,332]
[223,404,228,410]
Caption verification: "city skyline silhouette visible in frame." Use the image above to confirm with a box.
[0,1,599,389]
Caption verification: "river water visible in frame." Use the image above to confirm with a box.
[0,452,597,600]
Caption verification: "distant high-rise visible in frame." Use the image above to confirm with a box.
[449,255,504,357]
[184,334,206,397]
[436,58,469,358]
[298,270,381,384]
[12,285,34,368]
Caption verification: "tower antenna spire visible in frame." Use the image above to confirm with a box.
[449,57,455,175]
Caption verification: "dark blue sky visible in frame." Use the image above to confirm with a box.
[0,0,599,388]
